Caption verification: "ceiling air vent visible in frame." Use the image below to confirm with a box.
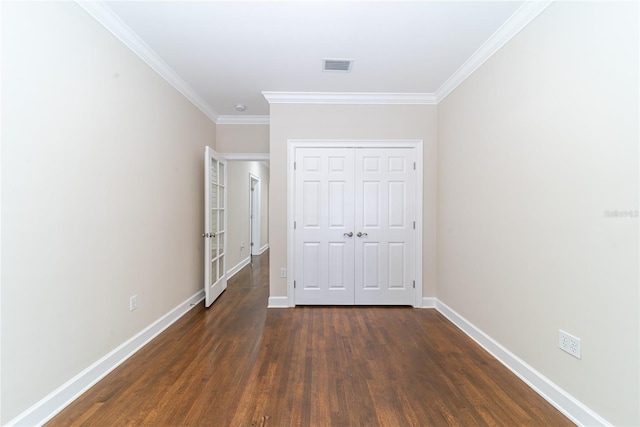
[323,59,353,72]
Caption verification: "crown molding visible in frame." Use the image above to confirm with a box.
[262,92,437,106]
[216,115,270,125]
[220,153,270,161]
[75,1,219,123]
[77,0,550,119]
[435,0,553,103]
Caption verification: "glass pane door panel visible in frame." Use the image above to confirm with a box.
[210,185,218,208]
[211,160,218,184]
[211,259,218,286]
[211,209,218,233]
[211,235,218,259]
[219,163,225,185]
[218,256,224,281]
[217,232,224,255]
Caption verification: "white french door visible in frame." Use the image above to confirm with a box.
[294,146,416,306]
[204,146,227,307]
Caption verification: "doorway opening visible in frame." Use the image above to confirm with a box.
[222,154,270,281]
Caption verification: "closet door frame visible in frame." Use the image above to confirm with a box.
[286,139,424,307]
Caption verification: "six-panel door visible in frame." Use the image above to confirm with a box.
[294,148,356,305]
[354,148,416,305]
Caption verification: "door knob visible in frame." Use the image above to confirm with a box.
[356,232,368,237]
[343,232,353,237]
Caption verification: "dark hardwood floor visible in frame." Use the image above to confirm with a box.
[48,251,573,426]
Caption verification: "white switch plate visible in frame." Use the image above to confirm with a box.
[280,268,286,278]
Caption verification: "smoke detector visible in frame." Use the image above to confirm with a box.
[235,104,246,112]
[322,59,353,73]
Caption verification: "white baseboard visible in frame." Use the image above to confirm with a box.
[434,300,611,427]
[422,297,437,308]
[267,296,289,308]
[227,256,251,280]
[258,243,269,255]
[6,290,205,427]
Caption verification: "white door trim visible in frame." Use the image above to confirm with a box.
[287,139,423,308]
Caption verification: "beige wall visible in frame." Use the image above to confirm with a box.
[437,2,638,425]
[216,123,269,153]
[226,161,270,273]
[268,104,437,300]
[1,2,216,422]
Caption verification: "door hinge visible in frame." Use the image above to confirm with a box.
[413,280,416,289]
[294,280,296,288]
[294,161,297,170]
[294,221,297,229]
[413,221,415,229]
[251,242,254,246]
[413,162,416,170]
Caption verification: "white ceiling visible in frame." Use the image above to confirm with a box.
[99,1,529,119]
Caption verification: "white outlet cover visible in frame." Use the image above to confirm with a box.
[559,330,581,359]
[130,295,138,311]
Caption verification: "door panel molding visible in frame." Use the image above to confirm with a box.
[287,140,423,307]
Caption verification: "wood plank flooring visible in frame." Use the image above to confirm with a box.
[48,251,573,426]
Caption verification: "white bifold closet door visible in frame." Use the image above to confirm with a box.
[294,147,416,306]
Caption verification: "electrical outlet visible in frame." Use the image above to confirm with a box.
[130,295,138,312]
[280,268,287,278]
[559,330,581,359]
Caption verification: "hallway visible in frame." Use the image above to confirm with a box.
[48,251,572,426]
